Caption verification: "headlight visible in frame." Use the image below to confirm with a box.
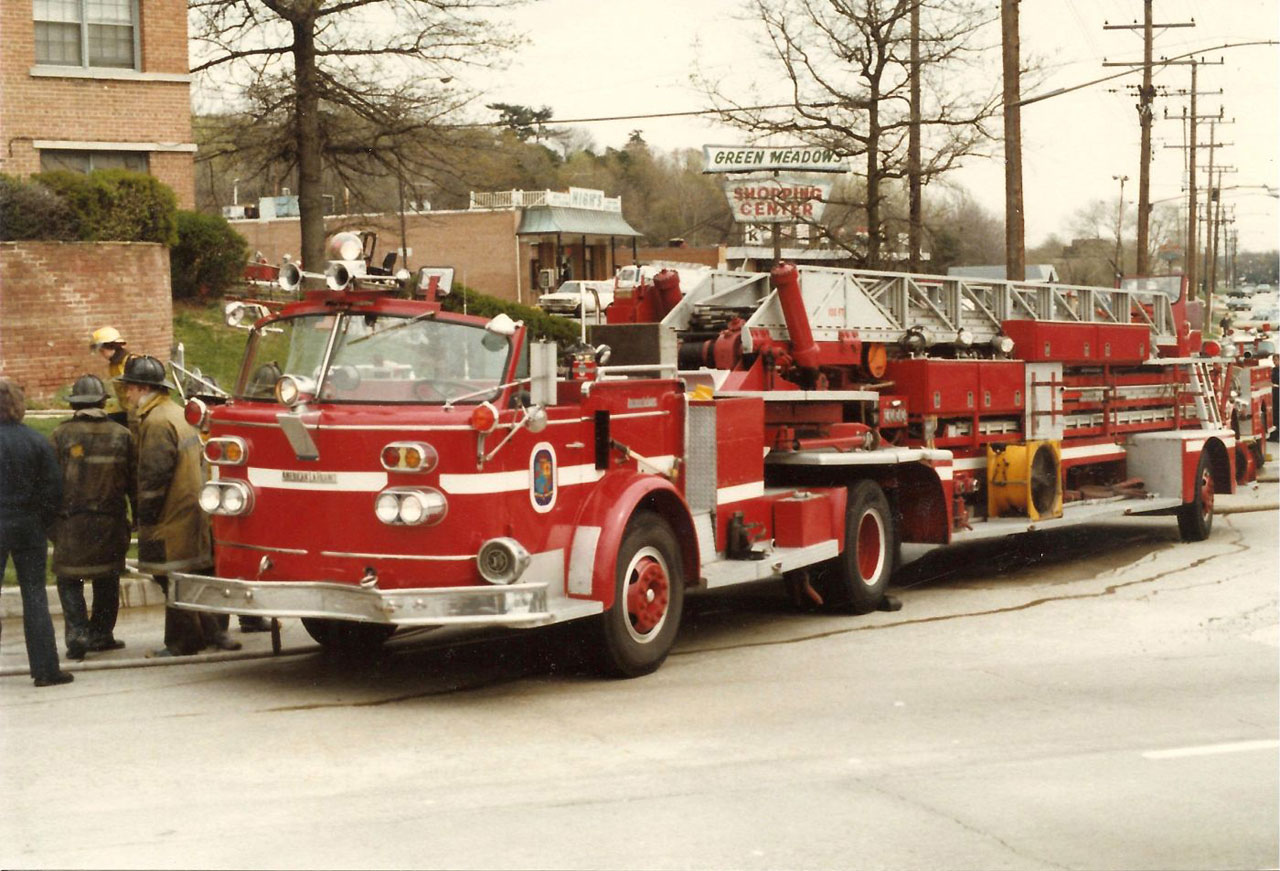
[375,492,401,524]
[199,482,223,514]
[373,488,447,526]
[198,480,254,516]
[275,374,314,407]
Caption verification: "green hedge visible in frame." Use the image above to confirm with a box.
[0,173,79,240]
[34,169,178,244]
[170,210,249,300]
[441,286,582,346]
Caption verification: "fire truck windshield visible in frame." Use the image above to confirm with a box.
[237,312,511,404]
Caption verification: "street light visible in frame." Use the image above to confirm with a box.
[1113,174,1129,282]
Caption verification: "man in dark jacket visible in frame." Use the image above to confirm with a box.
[50,374,136,660]
[0,377,74,687]
[117,356,240,656]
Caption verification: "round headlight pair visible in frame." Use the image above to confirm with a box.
[199,480,254,516]
[374,488,447,526]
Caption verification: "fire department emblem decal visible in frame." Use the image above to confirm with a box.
[530,443,556,513]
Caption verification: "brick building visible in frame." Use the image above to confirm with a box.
[0,0,195,206]
[231,188,646,304]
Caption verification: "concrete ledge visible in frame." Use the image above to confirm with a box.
[1,574,164,619]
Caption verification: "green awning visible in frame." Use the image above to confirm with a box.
[516,206,641,237]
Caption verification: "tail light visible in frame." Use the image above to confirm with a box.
[204,436,247,465]
[379,441,438,472]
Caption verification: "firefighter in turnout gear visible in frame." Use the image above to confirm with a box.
[90,326,137,427]
[49,374,136,659]
[116,355,241,656]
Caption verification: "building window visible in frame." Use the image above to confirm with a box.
[40,150,149,173]
[34,0,137,69]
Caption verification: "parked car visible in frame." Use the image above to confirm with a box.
[537,280,615,318]
[1226,296,1254,311]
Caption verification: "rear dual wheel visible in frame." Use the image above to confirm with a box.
[1177,452,1215,542]
[813,480,895,614]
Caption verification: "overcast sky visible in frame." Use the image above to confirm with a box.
[464,0,1279,255]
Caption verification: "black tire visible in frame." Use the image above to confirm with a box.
[1177,452,1215,542]
[301,618,396,655]
[815,480,895,614]
[595,511,685,678]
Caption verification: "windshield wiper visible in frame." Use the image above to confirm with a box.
[443,377,531,409]
[345,310,437,346]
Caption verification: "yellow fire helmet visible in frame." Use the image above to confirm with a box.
[89,326,125,350]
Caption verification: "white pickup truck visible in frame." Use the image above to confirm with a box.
[536,279,616,318]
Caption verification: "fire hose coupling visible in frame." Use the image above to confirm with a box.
[374,487,447,526]
[198,479,254,516]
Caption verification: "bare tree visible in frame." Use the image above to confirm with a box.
[190,0,522,268]
[699,0,998,268]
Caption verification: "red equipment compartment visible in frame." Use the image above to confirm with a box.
[1000,321,1149,364]
[773,491,835,548]
[713,396,765,489]
[978,360,1026,412]
[883,359,979,415]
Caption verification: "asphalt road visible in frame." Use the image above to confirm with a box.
[2,500,1276,870]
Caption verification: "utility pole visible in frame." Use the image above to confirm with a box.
[1103,5,1194,275]
[908,0,922,273]
[1113,174,1129,281]
[1002,0,1025,282]
[1160,57,1224,299]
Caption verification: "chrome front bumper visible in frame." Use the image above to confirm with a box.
[167,572,553,628]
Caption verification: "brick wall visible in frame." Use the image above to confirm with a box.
[0,0,195,207]
[0,242,173,405]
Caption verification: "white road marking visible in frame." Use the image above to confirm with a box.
[1142,739,1279,760]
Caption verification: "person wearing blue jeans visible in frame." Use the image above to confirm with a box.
[0,377,73,687]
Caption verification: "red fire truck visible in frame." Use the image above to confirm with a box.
[173,238,1275,676]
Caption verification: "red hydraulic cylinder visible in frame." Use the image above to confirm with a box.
[771,261,821,373]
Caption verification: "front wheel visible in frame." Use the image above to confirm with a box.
[814,480,895,613]
[302,618,397,656]
[594,511,685,678]
[1177,452,1215,542]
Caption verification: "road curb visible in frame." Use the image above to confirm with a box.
[0,643,316,679]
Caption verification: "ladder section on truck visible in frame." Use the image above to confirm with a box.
[666,266,1180,352]
[1186,360,1224,429]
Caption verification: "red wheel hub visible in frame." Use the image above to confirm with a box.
[627,557,670,635]
[856,511,884,581]
[1199,469,1214,518]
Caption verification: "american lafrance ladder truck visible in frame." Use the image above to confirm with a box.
[171,236,1276,676]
